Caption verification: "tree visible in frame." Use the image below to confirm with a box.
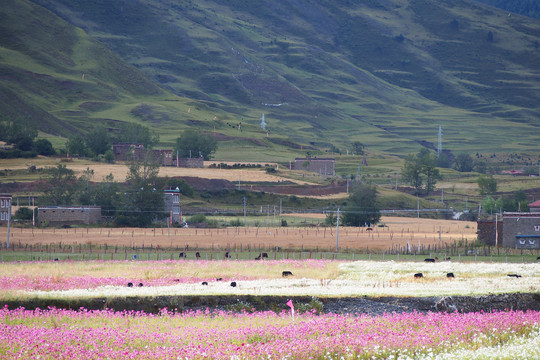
[419,149,441,195]
[401,154,424,195]
[175,129,217,160]
[402,149,442,195]
[41,164,77,205]
[341,184,380,227]
[77,167,95,205]
[94,173,121,217]
[13,207,33,221]
[351,141,364,156]
[477,174,497,195]
[115,123,159,148]
[481,195,501,215]
[454,153,474,172]
[67,136,87,157]
[104,149,115,163]
[85,127,110,156]
[33,139,55,156]
[117,154,164,227]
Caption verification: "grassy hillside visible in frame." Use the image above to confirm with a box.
[3,0,540,159]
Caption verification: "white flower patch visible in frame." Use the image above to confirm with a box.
[22,260,539,299]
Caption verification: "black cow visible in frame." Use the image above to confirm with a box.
[414,273,423,278]
[424,258,436,263]
[255,252,269,260]
[507,274,522,278]
[225,252,231,259]
[282,271,294,277]
[216,277,223,281]
[138,283,144,287]
[230,281,237,287]
[179,252,185,259]
[447,272,455,278]
[201,281,208,286]
[195,252,201,259]
[127,282,133,287]
[537,256,540,261]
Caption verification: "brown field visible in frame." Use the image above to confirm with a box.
[0,217,477,252]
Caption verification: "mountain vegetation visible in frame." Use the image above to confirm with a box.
[475,0,540,19]
[2,0,540,160]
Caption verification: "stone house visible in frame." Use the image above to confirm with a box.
[164,188,181,224]
[37,206,102,226]
[0,194,12,225]
[502,212,540,249]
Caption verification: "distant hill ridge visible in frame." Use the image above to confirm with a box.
[2,0,540,156]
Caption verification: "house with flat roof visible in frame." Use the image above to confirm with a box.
[502,212,540,249]
[0,194,12,225]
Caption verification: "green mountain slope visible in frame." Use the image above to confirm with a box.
[3,0,540,158]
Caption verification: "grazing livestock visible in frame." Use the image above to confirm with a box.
[424,258,436,263]
[216,277,223,281]
[507,274,522,278]
[282,271,294,277]
[537,256,540,261]
[179,252,185,259]
[366,227,373,232]
[138,283,144,287]
[230,281,237,287]
[444,257,451,261]
[201,281,208,286]
[254,252,269,260]
[447,272,455,278]
[414,273,423,278]
[195,252,201,259]
[127,282,133,287]
[225,252,231,259]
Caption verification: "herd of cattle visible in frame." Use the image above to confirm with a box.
[125,253,527,288]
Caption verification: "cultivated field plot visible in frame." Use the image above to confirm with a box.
[1,259,538,300]
[1,217,477,252]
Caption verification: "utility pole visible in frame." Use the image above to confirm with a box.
[6,197,11,248]
[243,197,247,226]
[335,208,340,252]
[417,197,420,218]
[279,198,282,217]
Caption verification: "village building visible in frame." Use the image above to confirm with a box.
[293,156,335,177]
[476,219,503,246]
[528,200,540,212]
[112,143,144,162]
[502,212,540,249]
[0,194,12,225]
[37,206,102,226]
[164,188,181,224]
[176,157,204,168]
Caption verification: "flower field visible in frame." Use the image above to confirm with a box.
[0,259,537,300]
[0,306,539,359]
[1,259,539,358]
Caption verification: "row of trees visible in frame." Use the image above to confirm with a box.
[40,159,194,227]
[0,118,55,158]
[67,126,218,162]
